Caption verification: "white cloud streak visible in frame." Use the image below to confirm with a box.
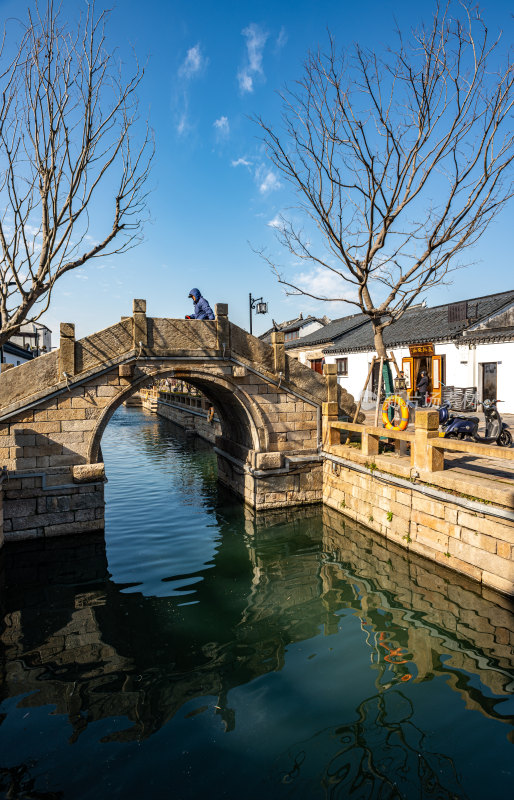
[231,157,252,168]
[179,44,207,79]
[258,169,281,194]
[213,116,230,137]
[238,23,268,94]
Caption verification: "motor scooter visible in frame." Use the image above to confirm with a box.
[441,399,512,447]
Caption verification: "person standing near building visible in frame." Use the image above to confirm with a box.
[416,370,429,407]
[185,288,215,320]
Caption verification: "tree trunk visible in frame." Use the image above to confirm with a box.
[373,325,387,359]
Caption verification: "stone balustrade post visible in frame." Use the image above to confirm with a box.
[412,408,444,472]
[133,299,147,349]
[361,429,380,457]
[271,331,285,376]
[215,303,230,355]
[323,363,338,404]
[59,323,75,379]
[322,401,340,448]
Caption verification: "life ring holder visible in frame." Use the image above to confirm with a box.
[207,406,215,424]
[382,395,409,431]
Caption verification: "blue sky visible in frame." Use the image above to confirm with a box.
[1,0,513,341]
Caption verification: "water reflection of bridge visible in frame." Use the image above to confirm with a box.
[1,507,512,751]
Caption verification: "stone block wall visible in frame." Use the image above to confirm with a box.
[323,459,514,595]
[156,399,221,443]
[217,454,323,510]
[2,467,105,542]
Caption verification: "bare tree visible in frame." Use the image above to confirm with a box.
[0,0,153,347]
[256,2,514,358]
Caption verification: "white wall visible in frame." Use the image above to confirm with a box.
[326,340,514,413]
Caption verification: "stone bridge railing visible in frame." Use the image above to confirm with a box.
[0,301,356,423]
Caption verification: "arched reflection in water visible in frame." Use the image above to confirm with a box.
[0,406,512,800]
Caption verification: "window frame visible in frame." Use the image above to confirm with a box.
[336,357,348,376]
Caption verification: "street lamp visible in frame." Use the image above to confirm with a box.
[249,293,268,335]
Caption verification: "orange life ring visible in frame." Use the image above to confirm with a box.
[382,395,409,431]
[207,406,215,423]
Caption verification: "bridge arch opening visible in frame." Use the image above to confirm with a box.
[87,367,268,465]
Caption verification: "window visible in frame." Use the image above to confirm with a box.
[284,330,300,341]
[336,357,348,376]
[310,358,323,374]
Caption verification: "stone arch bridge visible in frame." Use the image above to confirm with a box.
[0,301,358,543]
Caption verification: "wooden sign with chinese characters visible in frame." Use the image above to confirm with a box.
[409,343,434,357]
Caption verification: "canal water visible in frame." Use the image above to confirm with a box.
[0,406,513,799]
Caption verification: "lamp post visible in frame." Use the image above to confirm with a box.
[249,293,268,335]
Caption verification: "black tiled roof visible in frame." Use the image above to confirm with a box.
[324,290,514,353]
[259,314,328,341]
[285,312,368,349]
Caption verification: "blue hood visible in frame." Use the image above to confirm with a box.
[188,287,201,299]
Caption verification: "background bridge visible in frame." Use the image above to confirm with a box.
[0,300,359,543]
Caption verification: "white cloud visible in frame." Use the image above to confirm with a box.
[237,69,254,93]
[179,44,207,79]
[267,215,283,229]
[238,23,268,93]
[213,116,230,137]
[276,27,288,50]
[295,265,356,302]
[176,110,188,136]
[231,157,252,168]
[258,169,281,194]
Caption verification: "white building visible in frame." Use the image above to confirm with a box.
[259,313,330,345]
[10,321,52,355]
[288,291,514,413]
[1,340,37,367]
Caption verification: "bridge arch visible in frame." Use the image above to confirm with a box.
[87,366,269,464]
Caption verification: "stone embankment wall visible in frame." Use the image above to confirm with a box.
[155,398,221,443]
[323,459,514,596]
[1,465,105,544]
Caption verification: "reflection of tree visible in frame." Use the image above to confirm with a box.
[278,691,465,799]
[0,502,512,767]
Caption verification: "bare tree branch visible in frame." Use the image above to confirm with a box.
[255,1,514,356]
[0,0,154,346]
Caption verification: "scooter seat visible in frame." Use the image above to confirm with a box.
[466,417,480,424]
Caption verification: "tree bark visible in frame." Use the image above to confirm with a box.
[373,327,387,360]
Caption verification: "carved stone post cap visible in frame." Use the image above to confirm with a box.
[415,409,439,431]
[133,299,147,314]
[323,363,337,376]
[215,303,228,317]
[271,330,285,344]
[60,322,75,338]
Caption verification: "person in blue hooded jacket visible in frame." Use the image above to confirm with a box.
[185,288,215,320]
